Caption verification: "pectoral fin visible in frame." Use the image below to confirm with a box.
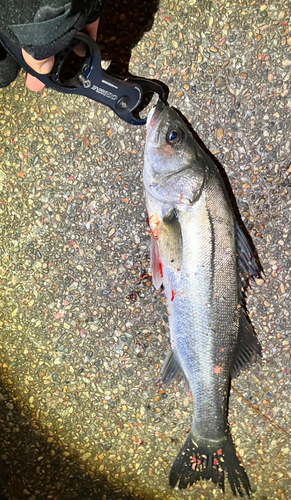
[159,209,183,270]
[150,209,183,288]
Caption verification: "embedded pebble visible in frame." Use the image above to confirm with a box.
[216,127,224,141]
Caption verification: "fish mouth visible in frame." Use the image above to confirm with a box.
[146,99,166,128]
[146,100,168,144]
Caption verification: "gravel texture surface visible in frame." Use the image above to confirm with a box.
[0,0,290,499]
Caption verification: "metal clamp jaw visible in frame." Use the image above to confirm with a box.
[0,32,168,125]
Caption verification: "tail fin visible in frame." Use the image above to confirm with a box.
[169,427,251,497]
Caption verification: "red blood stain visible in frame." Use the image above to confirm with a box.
[221,348,225,353]
[171,289,177,301]
[149,213,161,239]
[159,261,163,277]
[214,365,223,374]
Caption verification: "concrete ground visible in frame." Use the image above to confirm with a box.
[0,0,290,499]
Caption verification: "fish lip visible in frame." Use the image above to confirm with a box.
[146,101,169,146]
[146,99,165,129]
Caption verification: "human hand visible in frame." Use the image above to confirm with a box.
[22,19,99,92]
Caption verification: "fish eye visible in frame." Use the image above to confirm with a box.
[169,130,178,141]
[166,128,184,146]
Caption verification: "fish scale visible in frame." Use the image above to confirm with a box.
[166,193,236,439]
[144,103,262,496]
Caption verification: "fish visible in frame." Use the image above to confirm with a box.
[143,102,262,496]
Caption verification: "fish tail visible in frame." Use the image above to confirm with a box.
[169,427,251,497]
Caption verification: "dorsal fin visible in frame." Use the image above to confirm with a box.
[231,222,262,377]
[236,222,262,281]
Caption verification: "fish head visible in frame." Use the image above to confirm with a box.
[144,103,208,205]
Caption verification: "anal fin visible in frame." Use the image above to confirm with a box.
[160,349,189,391]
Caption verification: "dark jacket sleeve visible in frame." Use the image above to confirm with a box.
[0,0,107,87]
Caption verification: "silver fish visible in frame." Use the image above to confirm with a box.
[144,103,261,496]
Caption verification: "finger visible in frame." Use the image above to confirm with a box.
[26,74,46,92]
[84,19,99,40]
[22,50,54,91]
[22,50,55,74]
[74,19,100,57]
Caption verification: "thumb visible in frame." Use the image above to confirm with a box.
[22,49,54,91]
